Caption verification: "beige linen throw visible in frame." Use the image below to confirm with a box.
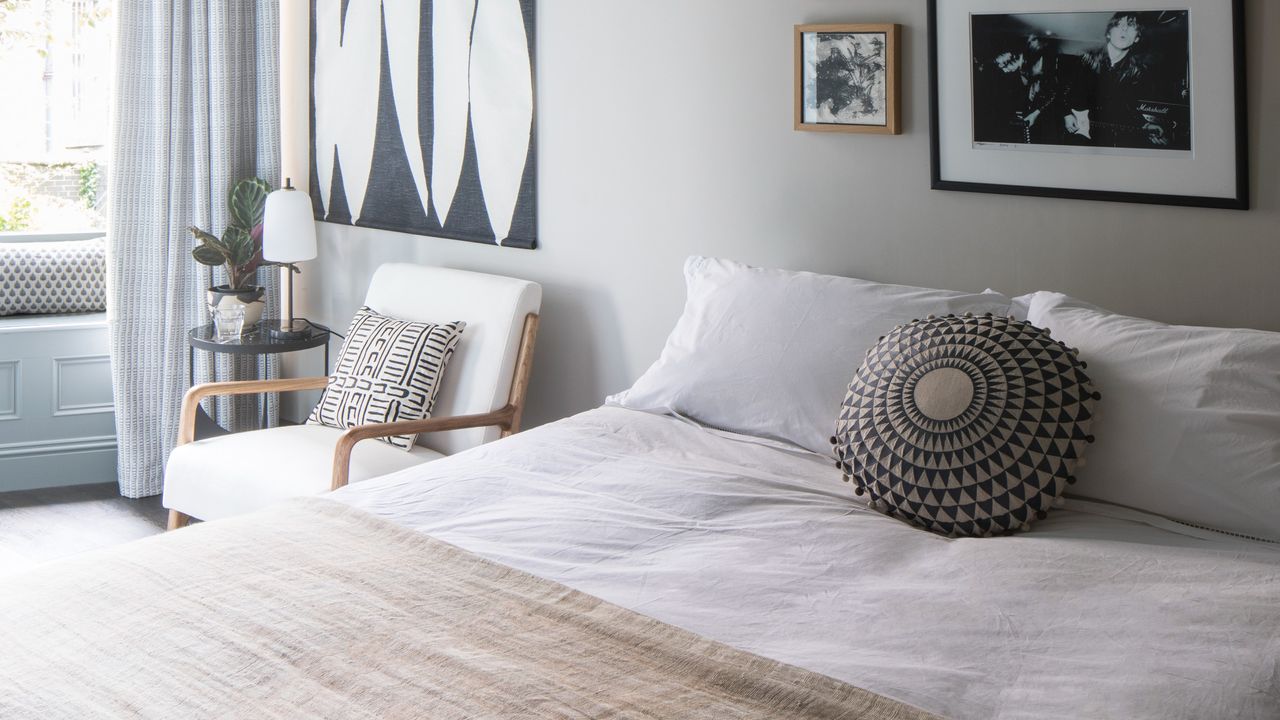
[0,498,937,719]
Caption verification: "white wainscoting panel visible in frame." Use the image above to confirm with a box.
[53,355,114,417]
[0,360,18,421]
[0,313,117,491]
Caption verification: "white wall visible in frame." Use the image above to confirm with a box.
[280,0,1279,430]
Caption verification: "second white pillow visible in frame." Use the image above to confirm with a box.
[608,257,1013,454]
[1027,291,1280,542]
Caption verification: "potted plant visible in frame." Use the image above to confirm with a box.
[189,177,283,328]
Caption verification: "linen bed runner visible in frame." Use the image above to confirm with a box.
[0,498,935,720]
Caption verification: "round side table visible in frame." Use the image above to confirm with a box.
[187,319,332,437]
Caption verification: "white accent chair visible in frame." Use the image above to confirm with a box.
[163,264,541,529]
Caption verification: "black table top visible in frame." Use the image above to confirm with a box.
[188,319,332,355]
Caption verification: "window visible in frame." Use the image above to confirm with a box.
[0,0,113,234]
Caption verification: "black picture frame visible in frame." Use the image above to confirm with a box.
[928,0,1248,210]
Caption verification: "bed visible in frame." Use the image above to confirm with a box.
[3,257,1278,719]
[332,406,1280,720]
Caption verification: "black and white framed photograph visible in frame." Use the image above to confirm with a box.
[929,0,1248,209]
[972,11,1191,153]
[795,24,901,135]
[310,0,537,249]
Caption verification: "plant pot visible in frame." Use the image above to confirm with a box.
[206,286,265,329]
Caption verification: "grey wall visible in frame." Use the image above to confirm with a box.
[281,0,1279,429]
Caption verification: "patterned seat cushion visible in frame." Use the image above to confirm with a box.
[0,237,107,316]
[308,307,465,450]
[833,314,1098,537]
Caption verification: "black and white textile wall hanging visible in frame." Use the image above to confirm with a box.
[310,0,537,249]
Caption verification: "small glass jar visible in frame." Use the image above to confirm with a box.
[212,305,246,342]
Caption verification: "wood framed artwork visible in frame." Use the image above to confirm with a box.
[928,0,1248,210]
[309,0,538,249]
[795,24,901,135]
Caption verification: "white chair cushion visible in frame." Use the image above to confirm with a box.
[363,264,541,455]
[163,425,443,522]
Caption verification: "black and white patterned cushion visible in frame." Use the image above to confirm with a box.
[307,307,465,450]
[833,314,1098,537]
[0,237,107,316]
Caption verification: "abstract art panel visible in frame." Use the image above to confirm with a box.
[310,0,537,249]
[793,24,901,135]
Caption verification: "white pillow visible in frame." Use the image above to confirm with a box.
[1026,291,1280,542]
[608,257,1013,454]
[1009,292,1035,322]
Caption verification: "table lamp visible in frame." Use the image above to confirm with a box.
[263,178,318,340]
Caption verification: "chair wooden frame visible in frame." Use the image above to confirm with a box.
[167,313,540,531]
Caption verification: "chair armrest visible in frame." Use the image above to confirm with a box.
[177,377,330,446]
[330,405,517,491]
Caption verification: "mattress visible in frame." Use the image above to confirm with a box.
[333,406,1280,720]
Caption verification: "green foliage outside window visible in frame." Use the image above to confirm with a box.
[0,0,110,55]
[0,197,33,232]
[78,162,100,209]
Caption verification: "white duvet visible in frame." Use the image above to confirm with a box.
[333,407,1280,720]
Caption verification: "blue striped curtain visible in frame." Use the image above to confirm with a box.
[107,0,280,497]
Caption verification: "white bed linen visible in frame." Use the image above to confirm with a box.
[333,407,1280,720]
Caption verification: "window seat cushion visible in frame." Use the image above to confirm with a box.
[0,237,107,316]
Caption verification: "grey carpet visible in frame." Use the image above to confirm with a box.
[0,483,166,576]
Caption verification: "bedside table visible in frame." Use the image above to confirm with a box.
[187,319,332,438]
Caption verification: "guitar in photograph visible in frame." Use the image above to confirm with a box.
[1064,100,1187,148]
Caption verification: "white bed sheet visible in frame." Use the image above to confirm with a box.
[333,407,1280,720]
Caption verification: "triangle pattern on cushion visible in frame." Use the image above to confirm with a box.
[832,314,1097,538]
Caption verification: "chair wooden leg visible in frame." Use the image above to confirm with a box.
[167,509,192,531]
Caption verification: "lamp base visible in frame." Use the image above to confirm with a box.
[268,319,312,341]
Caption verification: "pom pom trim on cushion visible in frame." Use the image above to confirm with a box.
[833,313,1097,538]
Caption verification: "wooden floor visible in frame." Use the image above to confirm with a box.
[0,483,168,577]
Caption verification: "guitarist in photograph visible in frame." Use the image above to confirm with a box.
[983,34,1068,145]
[1063,12,1190,150]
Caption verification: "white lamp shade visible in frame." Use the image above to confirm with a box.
[263,187,318,262]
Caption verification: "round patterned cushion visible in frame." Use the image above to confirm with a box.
[832,314,1098,537]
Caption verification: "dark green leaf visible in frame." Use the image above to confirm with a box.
[229,177,271,229]
[192,244,226,266]
[189,226,228,253]
[223,227,255,267]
